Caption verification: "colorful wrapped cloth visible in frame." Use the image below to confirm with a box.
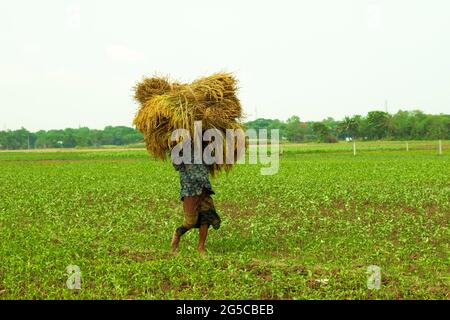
[175,189,221,235]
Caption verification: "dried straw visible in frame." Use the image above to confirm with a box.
[133,72,245,175]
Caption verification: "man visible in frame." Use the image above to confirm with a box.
[170,145,221,254]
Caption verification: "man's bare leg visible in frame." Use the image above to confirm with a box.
[172,195,199,253]
[198,224,209,254]
[171,231,181,253]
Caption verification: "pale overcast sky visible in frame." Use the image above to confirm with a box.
[1,0,449,131]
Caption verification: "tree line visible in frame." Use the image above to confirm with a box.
[0,110,448,149]
[0,126,143,150]
[245,110,449,142]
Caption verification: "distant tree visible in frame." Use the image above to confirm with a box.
[285,116,303,142]
[388,110,413,139]
[312,122,327,141]
[423,114,450,139]
[89,129,103,147]
[123,132,144,145]
[313,122,328,137]
[410,110,428,139]
[63,128,77,148]
[245,118,273,130]
[0,131,6,149]
[35,130,48,148]
[244,118,286,139]
[322,117,338,133]
[89,126,141,146]
[74,127,91,147]
[366,111,390,139]
[338,116,360,139]
[6,128,31,149]
[45,130,65,148]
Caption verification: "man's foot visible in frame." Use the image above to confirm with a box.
[171,232,181,253]
[198,246,206,255]
[198,224,208,254]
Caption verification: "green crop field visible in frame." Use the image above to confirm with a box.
[0,142,449,299]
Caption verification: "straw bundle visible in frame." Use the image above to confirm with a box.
[133,72,245,175]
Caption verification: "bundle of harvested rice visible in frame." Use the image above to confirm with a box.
[132,72,245,175]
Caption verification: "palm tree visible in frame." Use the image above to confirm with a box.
[338,116,360,139]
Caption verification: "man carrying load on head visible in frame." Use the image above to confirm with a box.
[170,144,221,254]
[132,72,243,254]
